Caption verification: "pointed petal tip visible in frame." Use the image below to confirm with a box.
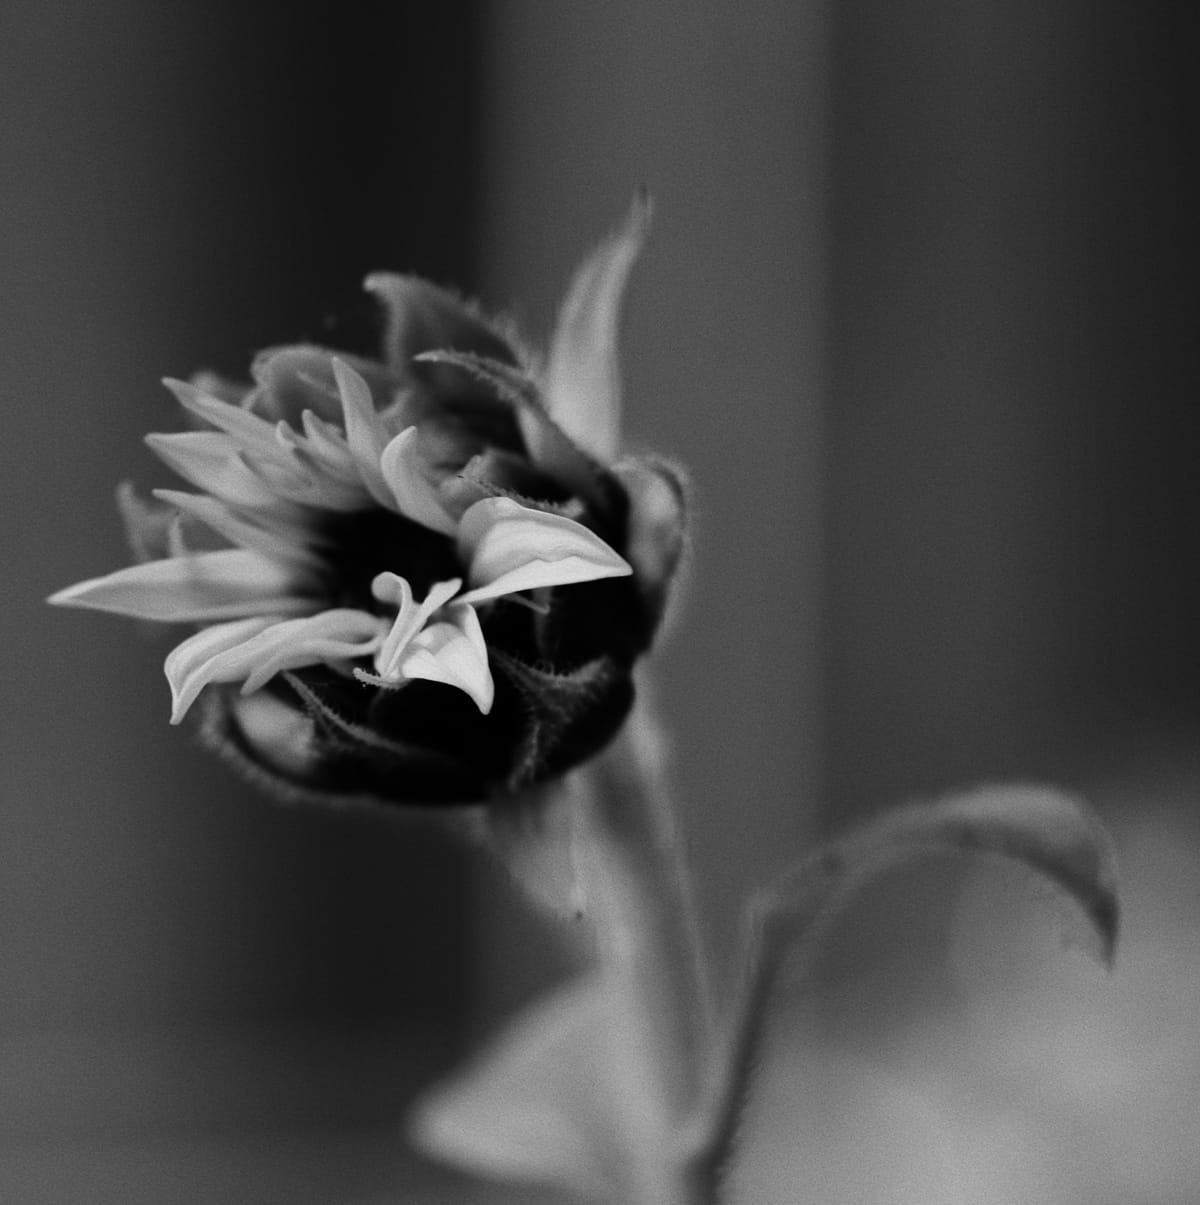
[362,269,405,296]
[46,583,83,608]
[329,355,377,405]
[329,355,355,389]
[161,375,194,396]
[457,496,632,604]
[542,198,653,461]
[627,186,654,237]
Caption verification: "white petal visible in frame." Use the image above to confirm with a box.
[369,574,462,680]
[165,609,382,723]
[455,497,631,606]
[296,410,362,482]
[239,450,369,512]
[543,194,650,460]
[152,489,324,568]
[48,549,314,622]
[400,604,494,713]
[116,482,175,563]
[164,616,280,722]
[163,378,289,463]
[237,609,385,693]
[274,413,365,492]
[146,431,299,512]
[379,427,457,535]
[332,358,393,508]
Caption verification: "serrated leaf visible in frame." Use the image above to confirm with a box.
[416,348,622,515]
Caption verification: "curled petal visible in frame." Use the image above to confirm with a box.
[165,609,383,723]
[237,609,385,693]
[164,616,280,722]
[456,497,632,606]
[332,358,394,508]
[364,575,462,681]
[379,427,457,535]
[543,193,651,460]
[400,604,494,714]
[48,549,314,623]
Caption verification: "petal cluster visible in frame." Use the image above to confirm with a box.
[51,360,633,723]
[51,198,686,805]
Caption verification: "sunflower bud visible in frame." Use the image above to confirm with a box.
[51,199,686,806]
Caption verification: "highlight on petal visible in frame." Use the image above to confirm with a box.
[164,616,279,722]
[48,549,314,623]
[165,609,383,723]
[379,427,457,535]
[400,604,494,714]
[456,497,632,606]
[332,358,393,508]
[365,574,462,682]
[237,609,385,694]
[543,192,651,460]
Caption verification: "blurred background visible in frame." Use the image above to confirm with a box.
[2,2,1197,1202]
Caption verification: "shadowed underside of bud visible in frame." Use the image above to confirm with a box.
[51,198,687,806]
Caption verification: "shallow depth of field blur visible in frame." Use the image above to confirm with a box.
[3,3,1198,1203]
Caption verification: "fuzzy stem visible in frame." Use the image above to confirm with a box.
[570,692,716,1201]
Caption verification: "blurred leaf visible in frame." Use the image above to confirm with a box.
[408,973,639,1201]
[695,784,1119,1187]
[482,783,589,922]
[761,783,1118,969]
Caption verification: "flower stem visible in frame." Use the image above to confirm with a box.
[570,689,716,1201]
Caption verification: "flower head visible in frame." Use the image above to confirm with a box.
[51,199,686,805]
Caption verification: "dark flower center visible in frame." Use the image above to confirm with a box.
[317,507,463,610]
